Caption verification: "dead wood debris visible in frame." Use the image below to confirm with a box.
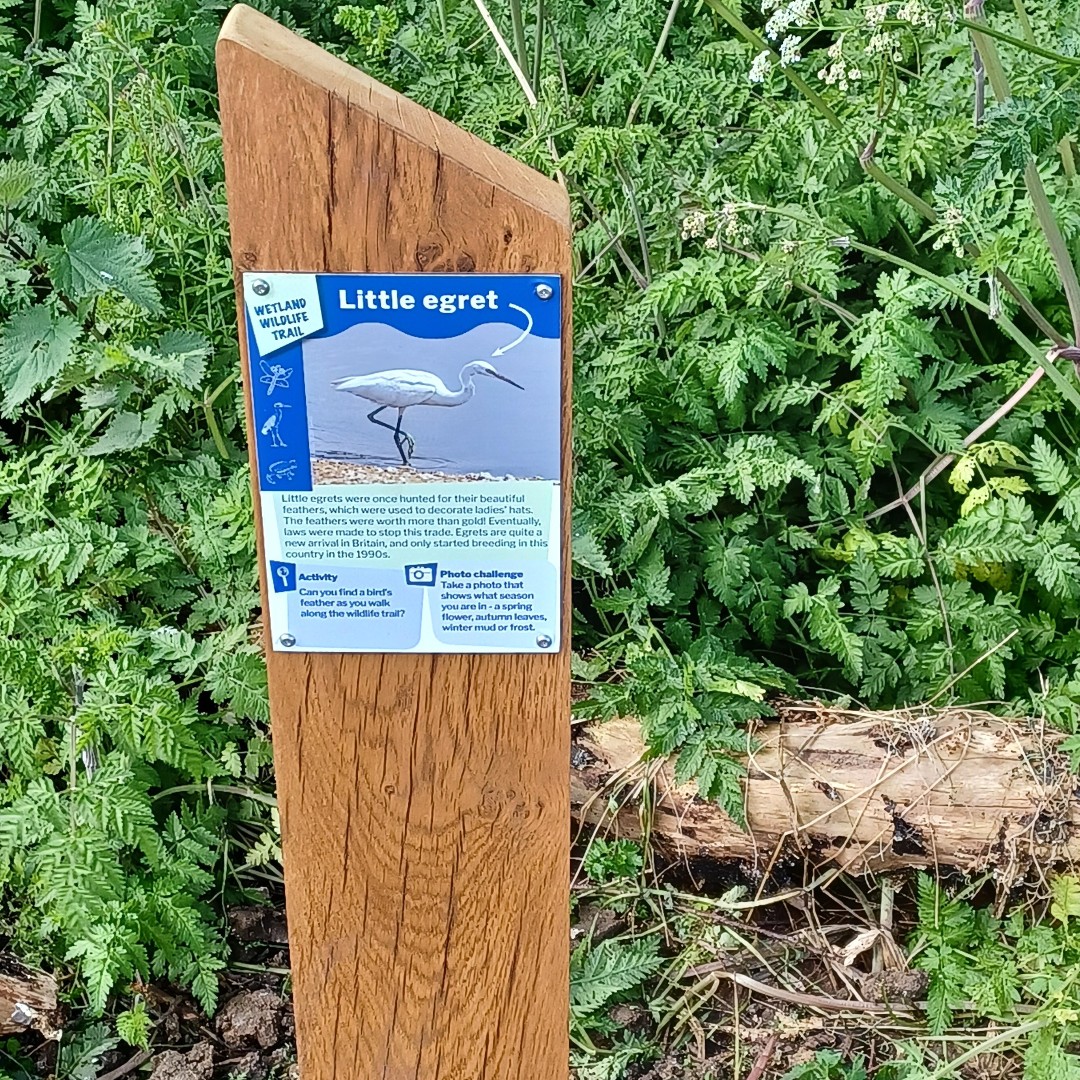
[571,700,1077,884]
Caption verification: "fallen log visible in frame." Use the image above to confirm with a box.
[0,955,59,1038]
[570,702,1078,876]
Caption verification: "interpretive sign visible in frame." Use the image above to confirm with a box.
[244,270,562,653]
[219,8,571,1080]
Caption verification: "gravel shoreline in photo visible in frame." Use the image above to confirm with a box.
[312,458,538,485]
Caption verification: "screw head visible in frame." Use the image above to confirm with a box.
[534,282,554,301]
[536,634,553,649]
[279,634,296,647]
[252,278,271,296]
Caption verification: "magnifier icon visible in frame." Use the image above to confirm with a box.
[276,565,291,588]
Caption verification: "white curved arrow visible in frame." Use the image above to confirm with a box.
[491,303,533,356]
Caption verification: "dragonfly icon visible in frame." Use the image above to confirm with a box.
[260,360,293,396]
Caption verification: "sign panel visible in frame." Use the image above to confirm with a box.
[243,272,562,654]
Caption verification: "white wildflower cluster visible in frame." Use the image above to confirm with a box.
[749,49,772,83]
[760,0,812,30]
[762,0,812,37]
[681,209,707,240]
[780,238,799,255]
[816,36,862,90]
[779,34,802,65]
[865,30,903,58]
[719,202,751,246]
[750,0,811,81]
[865,2,889,25]
[896,0,934,26]
[682,203,751,250]
[931,206,965,257]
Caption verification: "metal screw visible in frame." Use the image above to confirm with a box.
[536,634,553,649]
[252,278,271,296]
[279,634,296,647]
[534,282,553,301]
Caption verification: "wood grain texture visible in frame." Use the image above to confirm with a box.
[216,10,571,1080]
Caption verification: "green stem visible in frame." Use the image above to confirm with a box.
[923,1021,1046,1080]
[956,16,1080,67]
[154,783,278,807]
[1011,0,1034,43]
[531,0,544,93]
[203,373,235,460]
[627,0,682,125]
[204,401,230,460]
[205,372,236,407]
[968,18,1080,340]
[507,0,531,90]
[1060,137,1077,181]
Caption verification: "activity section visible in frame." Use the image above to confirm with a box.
[269,564,421,651]
[433,562,560,651]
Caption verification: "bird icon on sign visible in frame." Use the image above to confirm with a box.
[260,402,290,447]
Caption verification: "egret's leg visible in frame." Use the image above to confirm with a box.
[366,405,402,460]
[366,405,397,433]
[393,408,415,465]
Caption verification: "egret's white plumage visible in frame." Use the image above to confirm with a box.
[331,360,523,465]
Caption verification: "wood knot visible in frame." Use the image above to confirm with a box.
[414,241,444,270]
[479,786,501,819]
[455,253,476,272]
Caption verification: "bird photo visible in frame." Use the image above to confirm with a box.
[302,319,560,485]
[330,361,524,465]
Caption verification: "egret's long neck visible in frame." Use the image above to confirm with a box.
[445,368,477,405]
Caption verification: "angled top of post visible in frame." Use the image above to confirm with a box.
[217,4,568,224]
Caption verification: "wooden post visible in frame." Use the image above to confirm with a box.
[216,10,571,1080]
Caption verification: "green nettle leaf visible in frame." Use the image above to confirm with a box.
[0,159,36,209]
[0,304,81,412]
[570,937,663,1018]
[204,649,270,723]
[84,399,166,456]
[46,217,162,312]
[150,330,213,390]
[573,532,613,576]
[1030,435,1072,496]
[115,1001,152,1050]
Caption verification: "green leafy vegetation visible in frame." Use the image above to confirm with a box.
[1,0,1080,1072]
[0,0,270,1018]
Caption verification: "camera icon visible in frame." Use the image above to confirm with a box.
[404,562,437,586]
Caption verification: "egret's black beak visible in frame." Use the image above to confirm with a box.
[492,372,525,390]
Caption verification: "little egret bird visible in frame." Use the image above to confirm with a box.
[331,360,524,466]
[260,402,290,448]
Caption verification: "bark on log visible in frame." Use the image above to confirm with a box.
[0,955,58,1037]
[570,702,1077,876]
